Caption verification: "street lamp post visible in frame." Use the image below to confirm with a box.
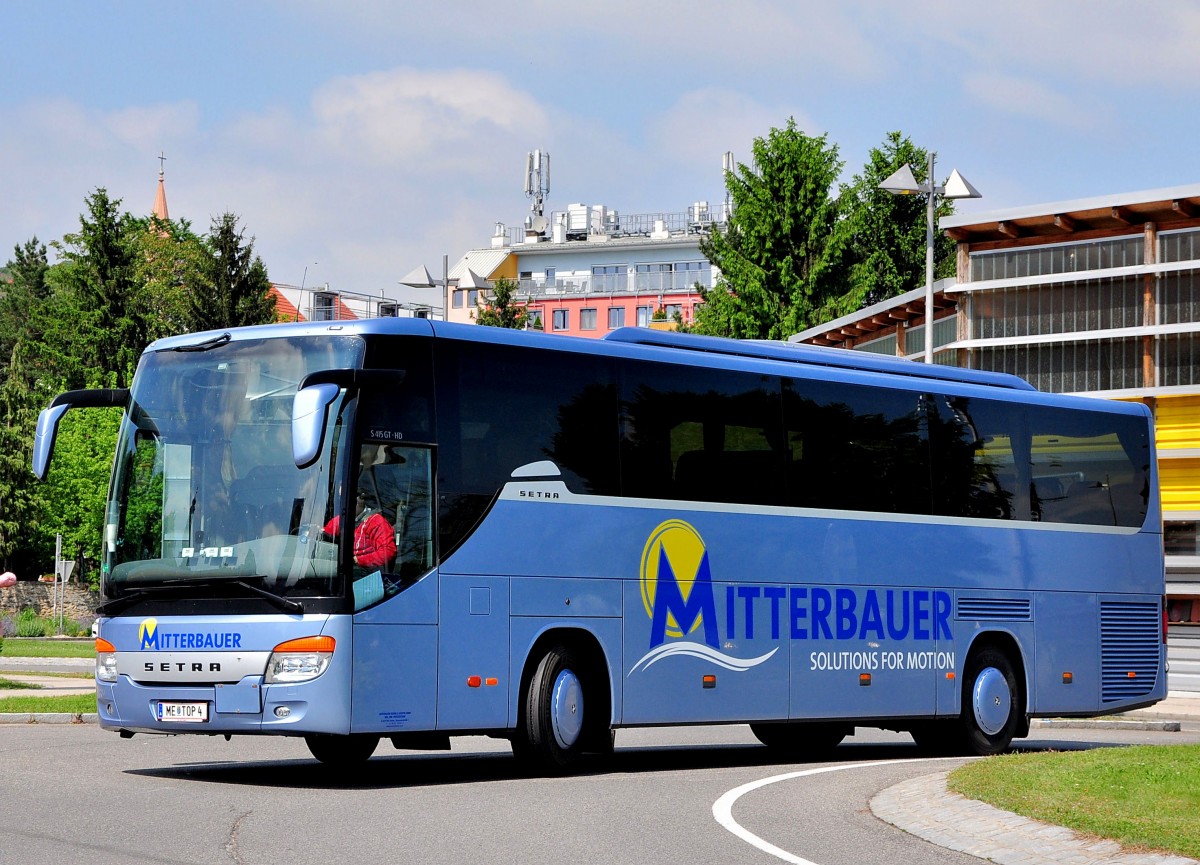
[879,152,981,363]
[400,254,450,321]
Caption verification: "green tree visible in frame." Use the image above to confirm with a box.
[694,119,847,340]
[830,131,957,316]
[189,212,276,332]
[54,189,143,387]
[39,399,122,588]
[0,240,55,574]
[475,278,530,329]
[134,216,209,341]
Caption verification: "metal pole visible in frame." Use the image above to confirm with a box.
[925,150,937,364]
[442,254,449,322]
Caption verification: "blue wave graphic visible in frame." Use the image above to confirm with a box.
[628,642,778,675]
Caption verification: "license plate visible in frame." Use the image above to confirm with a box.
[157,701,209,723]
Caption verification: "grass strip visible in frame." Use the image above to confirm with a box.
[0,677,42,690]
[0,693,96,714]
[0,639,94,659]
[949,745,1200,859]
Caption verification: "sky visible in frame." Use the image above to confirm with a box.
[2,2,1198,306]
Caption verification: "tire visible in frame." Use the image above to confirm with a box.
[516,644,590,774]
[304,733,379,766]
[960,646,1023,756]
[750,721,849,759]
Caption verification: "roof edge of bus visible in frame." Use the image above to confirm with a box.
[144,318,439,352]
[603,328,1038,392]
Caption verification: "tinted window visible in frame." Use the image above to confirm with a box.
[435,342,619,555]
[928,395,1022,520]
[1026,404,1149,527]
[784,379,929,514]
[620,361,785,505]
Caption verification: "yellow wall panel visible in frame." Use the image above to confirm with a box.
[1161,458,1200,511]
[1154,395,1200,450]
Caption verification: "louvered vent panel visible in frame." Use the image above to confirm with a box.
[1100,601,1160,702]
[956,598,1032,621]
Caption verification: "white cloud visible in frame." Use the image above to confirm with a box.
[962,74,1101,131]
[311,67,550,168]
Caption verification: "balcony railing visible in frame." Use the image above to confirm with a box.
[501,203,731,246]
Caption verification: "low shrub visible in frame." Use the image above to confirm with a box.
[15,608,52,638]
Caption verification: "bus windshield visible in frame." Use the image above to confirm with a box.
[102,334,363,601]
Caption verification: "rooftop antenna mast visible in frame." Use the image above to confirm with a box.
[524,149,550,234]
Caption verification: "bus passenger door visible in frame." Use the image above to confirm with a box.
[437,575,509,730]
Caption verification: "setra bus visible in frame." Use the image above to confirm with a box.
[33,319,1166,770]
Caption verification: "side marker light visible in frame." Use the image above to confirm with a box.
[702,675,716,689]
[859,673,872,687]
[467,676,482,688]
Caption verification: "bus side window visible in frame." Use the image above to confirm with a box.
[929,395,1021,521]
[1024,404,1149,528]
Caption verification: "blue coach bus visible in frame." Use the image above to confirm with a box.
[33,320,1165,770]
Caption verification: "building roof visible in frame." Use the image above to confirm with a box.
[941,182,1200,246]
[449,248,512,281]
[789,279,958,348]
[153,170,169,221]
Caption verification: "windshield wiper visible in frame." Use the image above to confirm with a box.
[172,332,232,353]
[98,578,303,616]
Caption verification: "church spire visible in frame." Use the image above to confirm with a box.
[152,152,169,221]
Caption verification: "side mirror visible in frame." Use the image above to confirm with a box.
[31,388,129,481]
[32,404,70,481]
[292,369,407,469]
[292,383,342,469]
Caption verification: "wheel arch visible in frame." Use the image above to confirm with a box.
[962,629,1031,738]
[514,625,616,733]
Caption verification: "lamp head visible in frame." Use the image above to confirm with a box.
[879,163,928,196]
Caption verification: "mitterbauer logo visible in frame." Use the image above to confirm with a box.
[137,617,243,651]
[630,520,777,675]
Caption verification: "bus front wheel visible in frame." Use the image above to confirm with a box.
[960,646,1023,756]
[517,644,588,773]
[305,733,379,766]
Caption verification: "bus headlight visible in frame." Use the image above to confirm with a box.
[96,638,118,683]
[264,636,335,684]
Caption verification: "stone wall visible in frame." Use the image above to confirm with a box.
[0,581,100,624]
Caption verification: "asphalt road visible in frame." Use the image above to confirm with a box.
[4,723,1199,865]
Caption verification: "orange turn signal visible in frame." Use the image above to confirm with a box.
[96,638,116,653]
[467,675,482,688]
[272,635,335,653]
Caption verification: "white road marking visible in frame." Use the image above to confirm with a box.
[712,759,935,865]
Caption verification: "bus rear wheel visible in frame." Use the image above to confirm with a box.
[960,646,1022,756]
[305,733,379,766]
[750,721,849,759]
[516,644,589,774]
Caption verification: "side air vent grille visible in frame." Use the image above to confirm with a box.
[956,598,1032,621]
[1100,601,1160,702]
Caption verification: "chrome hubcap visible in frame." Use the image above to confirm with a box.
[972,666,1012,736]
[550,668,583,750]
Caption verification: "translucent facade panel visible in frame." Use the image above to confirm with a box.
[932,316,957,349]
[856,334,897,356]
[969,279,1142,340]
[1159,227,1200,264]
[1159,269,1200,325]
[971,235,1143,281]
[1160,334,1200,388]
[973,339,1143,393]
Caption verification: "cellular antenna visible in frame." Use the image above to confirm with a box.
[525,149,550,218]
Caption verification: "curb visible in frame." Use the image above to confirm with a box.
[0,713,98,724]
[1033,718,1183,732]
